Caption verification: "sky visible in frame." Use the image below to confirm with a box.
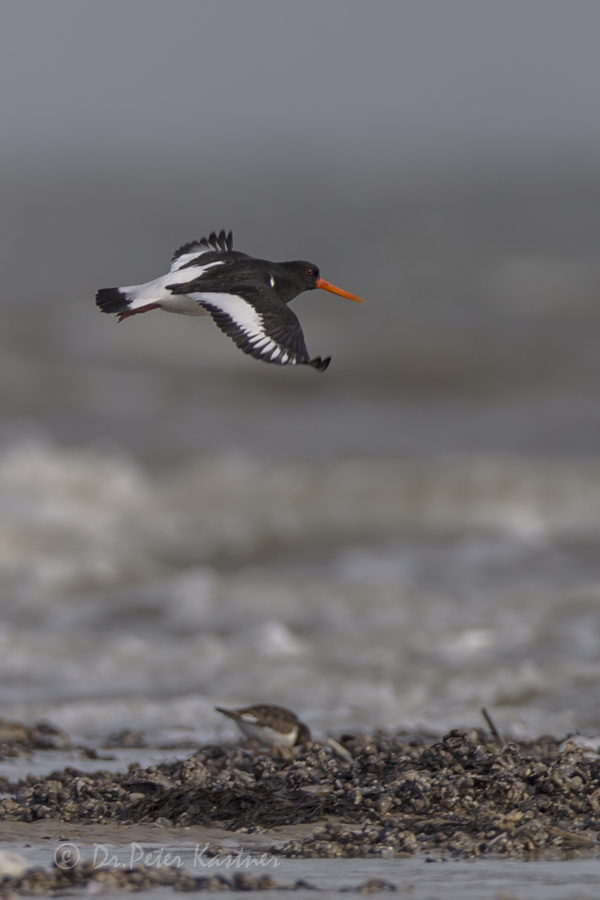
[1,0,599,321]
[1,0,600,167]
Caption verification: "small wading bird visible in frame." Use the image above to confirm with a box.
[215,704,311,750]
[96,230,364,372]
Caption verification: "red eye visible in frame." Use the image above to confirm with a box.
[306,268,314,275]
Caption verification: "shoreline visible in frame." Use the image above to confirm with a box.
[1,726,599,861]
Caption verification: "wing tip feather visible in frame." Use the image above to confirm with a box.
[171,229,233,263]
[310,356,332,372]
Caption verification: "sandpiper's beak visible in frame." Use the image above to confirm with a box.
[316,277,364,302]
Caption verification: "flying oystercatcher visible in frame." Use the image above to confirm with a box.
[215,703,311,750]
[96,230,364,372]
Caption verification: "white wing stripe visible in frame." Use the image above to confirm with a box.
[188,291,263,334]
[170,249,211,271]
[168,260,224,282]
[187,291,297,364]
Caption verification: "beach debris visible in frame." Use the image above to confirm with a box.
[481,707,505,748]
[0,729,599,859]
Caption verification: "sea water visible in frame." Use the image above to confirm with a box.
[2,443,600,742]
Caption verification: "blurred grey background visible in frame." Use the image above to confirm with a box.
[5,0,600,746]
[2,0,600,464]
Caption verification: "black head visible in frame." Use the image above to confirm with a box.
[277,260,364,303]
[280,260,321,292]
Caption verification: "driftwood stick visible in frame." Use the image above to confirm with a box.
[481,706,505,747]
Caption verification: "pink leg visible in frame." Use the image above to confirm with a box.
[118,303,160,322]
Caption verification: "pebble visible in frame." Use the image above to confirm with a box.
[0,851,28,878]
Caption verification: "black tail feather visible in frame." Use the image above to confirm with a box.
[96,287,129,315]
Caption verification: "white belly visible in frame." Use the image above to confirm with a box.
[238,720,299,749]
[159,294,209,316]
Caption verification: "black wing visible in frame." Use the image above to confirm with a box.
[187,287,331,371]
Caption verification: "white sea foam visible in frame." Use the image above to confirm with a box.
[2,439,600,740]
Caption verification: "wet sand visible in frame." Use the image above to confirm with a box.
[0,818,317,851]
[2,826,600,899]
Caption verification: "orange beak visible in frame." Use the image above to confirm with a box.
[316,277,364,302]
